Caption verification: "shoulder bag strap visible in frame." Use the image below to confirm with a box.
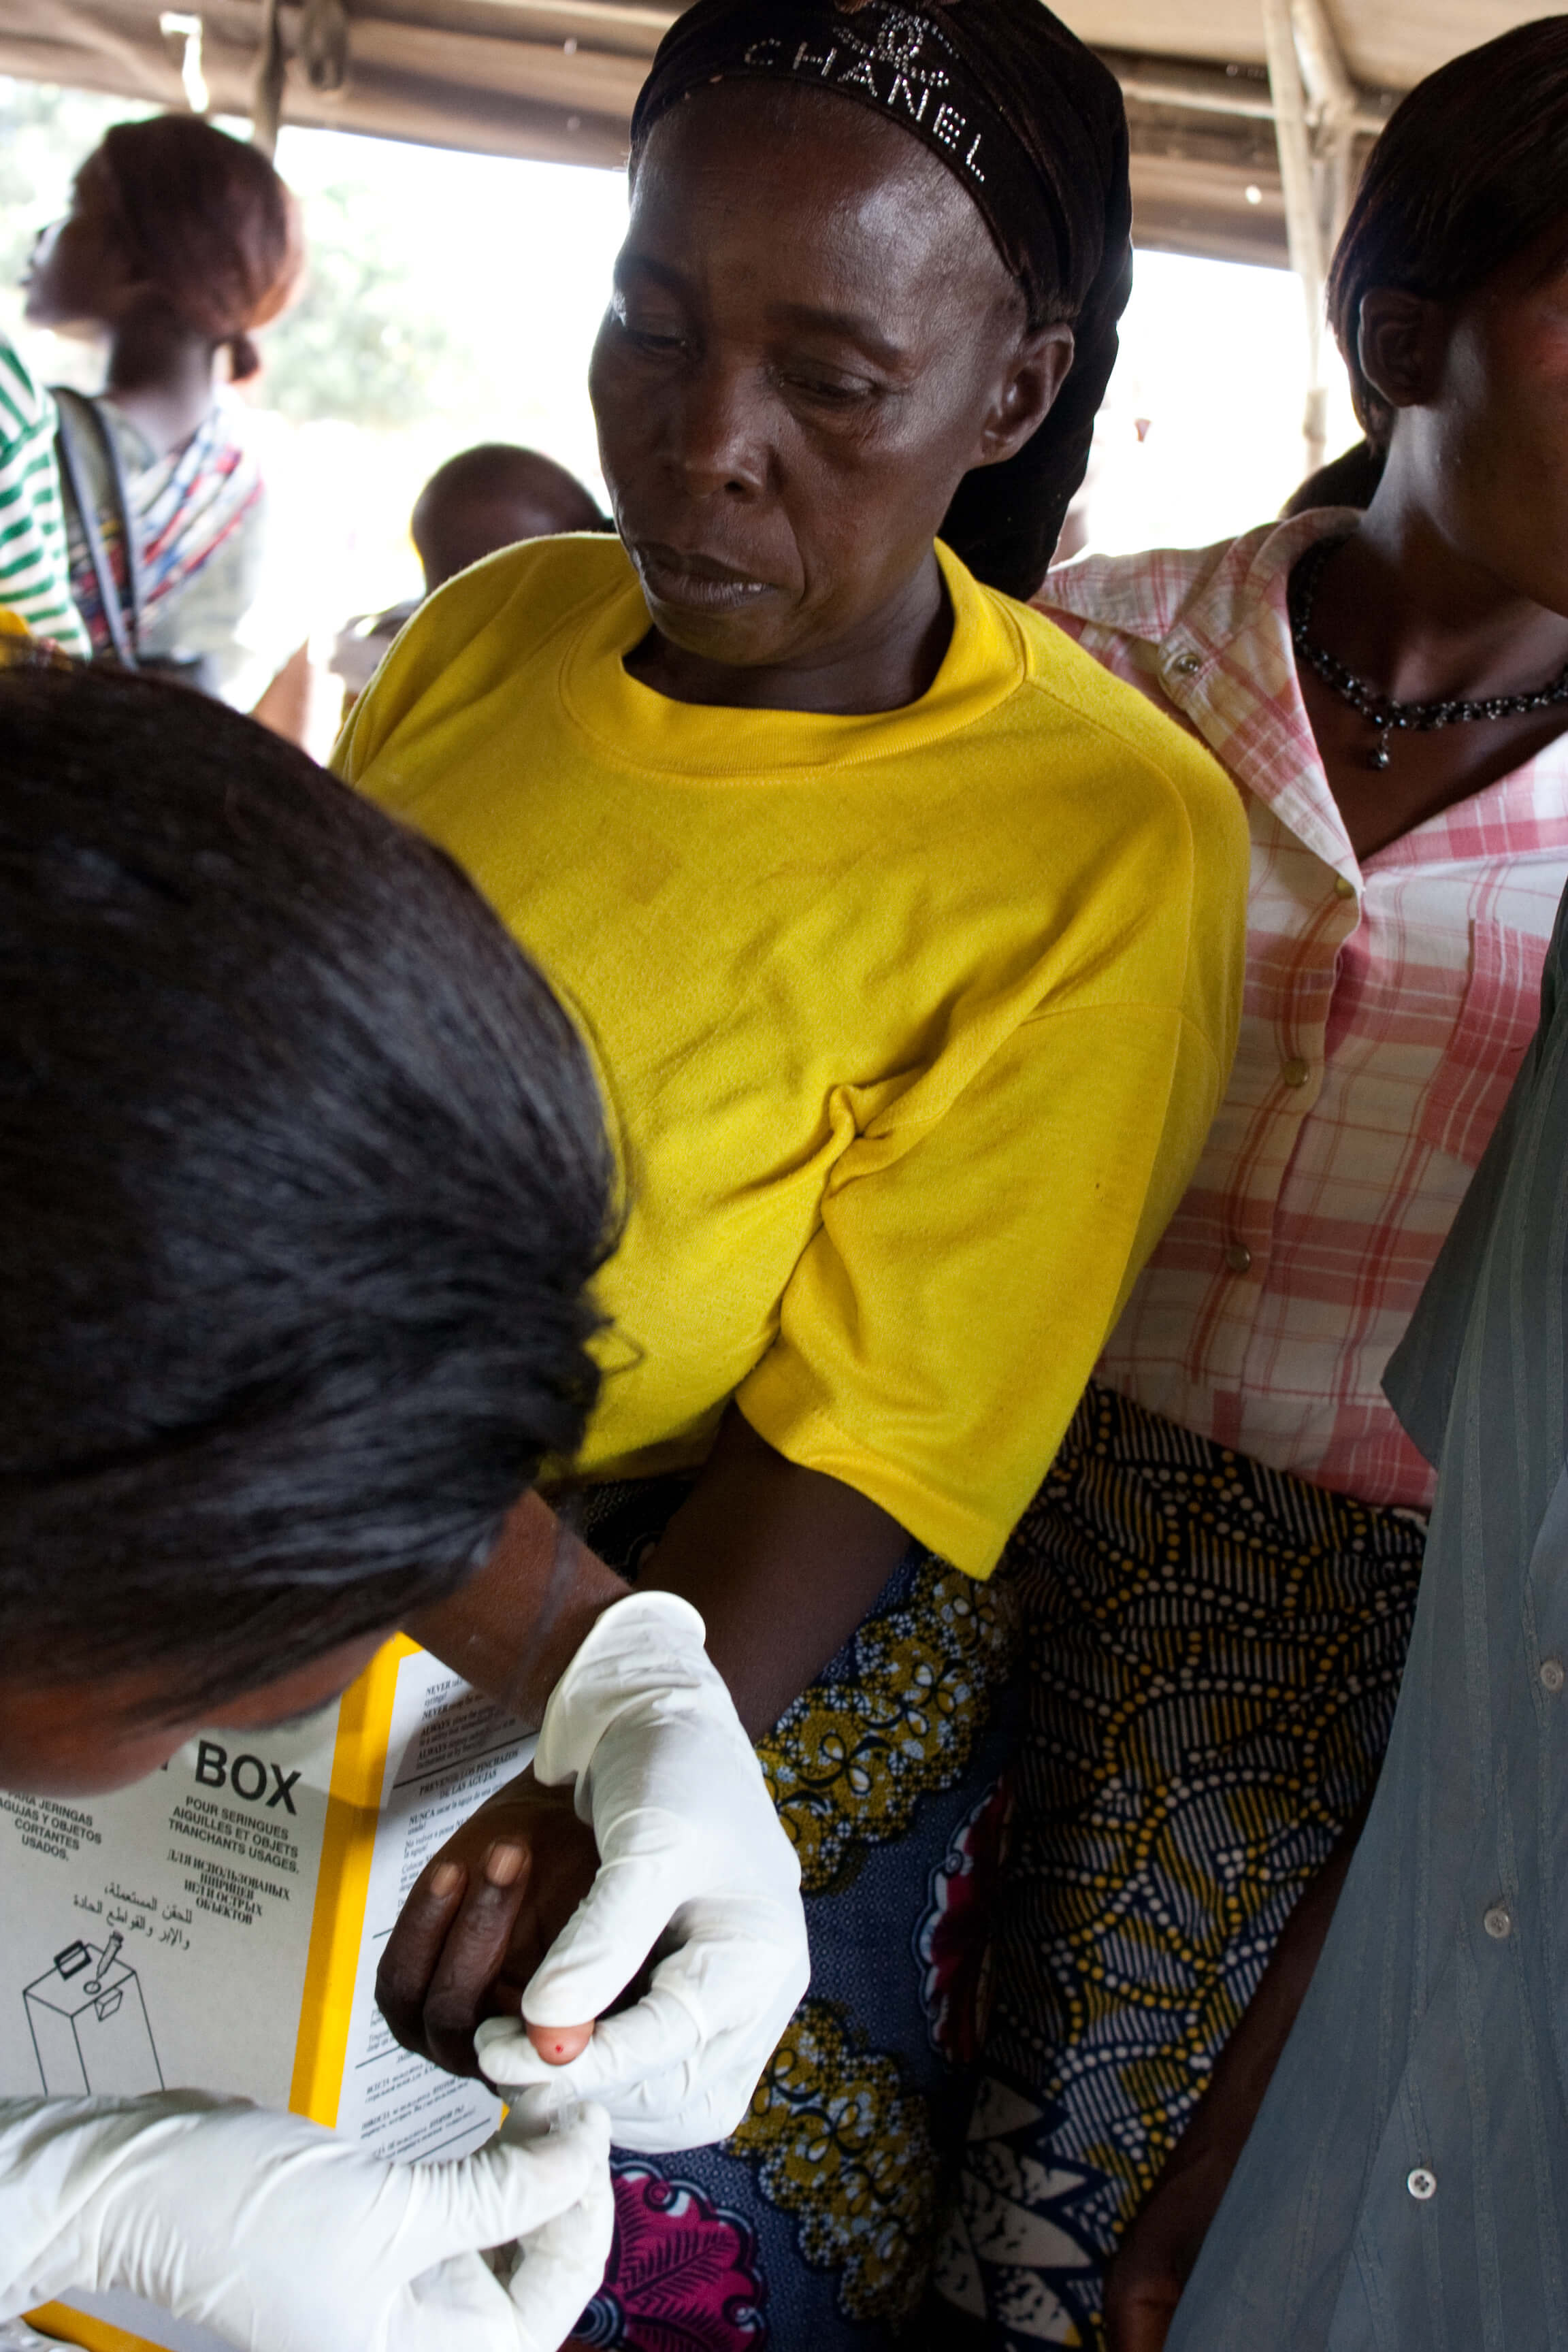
[52,387,142,668]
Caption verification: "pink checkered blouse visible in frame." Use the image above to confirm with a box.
[1038,509,1568,1510]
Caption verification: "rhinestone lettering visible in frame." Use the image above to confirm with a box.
[735,5,992,184]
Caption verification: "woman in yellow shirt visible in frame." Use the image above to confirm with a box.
[348,0,1247,2338]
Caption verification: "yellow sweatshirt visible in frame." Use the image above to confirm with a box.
[336,535,1247,1575]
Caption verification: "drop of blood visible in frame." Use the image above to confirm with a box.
[526,2019,595,2064]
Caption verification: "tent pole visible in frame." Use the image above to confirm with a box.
[1261,0,1327,474]
[1290,0,1360,253]
[252,0,287,155]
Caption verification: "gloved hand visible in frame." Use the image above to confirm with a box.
[474,1589,809,2151]
[1,2088,611,2352]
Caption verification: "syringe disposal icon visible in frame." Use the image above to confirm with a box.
[83,1933,123,1997]
[26,1927,163,2096]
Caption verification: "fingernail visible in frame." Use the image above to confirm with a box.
[484,1841,525,1888]
[429,1862,463,1899]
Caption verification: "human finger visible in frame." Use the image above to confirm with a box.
[510,1854,677,2032]
[478,1978,732,2149]
[486,1810,600,2001]
[377,1854,471,2056]
[527,2020,595,2064]
[406,2103,610,2269]
[506,2124,615,2352]
[481,1972,702,2099]
[418,1839,538,2078]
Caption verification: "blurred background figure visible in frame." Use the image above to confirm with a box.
[330,439,605,701]
[0,77,1371,689]
[24,113,304,713]
[0,331,85,651]
[412,440,606,592]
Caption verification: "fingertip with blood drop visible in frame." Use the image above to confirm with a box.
[527,2019,595,2064]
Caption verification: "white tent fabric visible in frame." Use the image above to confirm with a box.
[1070,0,1539,84]
[0,1,1545,261]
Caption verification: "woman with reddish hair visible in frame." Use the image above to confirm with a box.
[23,113,301,707]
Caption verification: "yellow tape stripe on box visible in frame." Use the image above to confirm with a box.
[24,1636,421,2352]
[290,1631,419,2125]
[23,2304,161,2352]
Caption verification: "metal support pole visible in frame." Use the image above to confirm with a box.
[1262,0,1328,473]
[1291,0,1360,251]
[1321,118,1356,251]
[1290,0,1358,125]
[252,0,287,156]
[158,11,210,112]
[299,0,350,93]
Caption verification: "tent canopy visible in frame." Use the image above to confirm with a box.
[0,0,1543,265]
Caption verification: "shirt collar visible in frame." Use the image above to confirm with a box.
[1041,510,1568,881]
[1043,508,1353,647]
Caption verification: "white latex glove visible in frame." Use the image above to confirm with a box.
[0,2089,611,2352]
[474,1590,809,2151]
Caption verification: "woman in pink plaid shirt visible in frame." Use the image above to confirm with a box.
[929,22,1568,2350]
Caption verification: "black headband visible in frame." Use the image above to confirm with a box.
[630,0,1132,596]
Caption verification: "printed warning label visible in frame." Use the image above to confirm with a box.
[0,1794,103,1864]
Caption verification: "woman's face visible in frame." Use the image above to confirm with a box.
[1374,217,1568,615]
[590,83,1071,672]
[0,1633,387,1797]
[22,155,136,335]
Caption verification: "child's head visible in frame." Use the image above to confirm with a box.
[411,445,607,593]
[0,662,613,1791]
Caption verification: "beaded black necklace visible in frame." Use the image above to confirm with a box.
[1290,534,1568,770]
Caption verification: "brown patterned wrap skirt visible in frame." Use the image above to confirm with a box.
[927,1382,1426,2350]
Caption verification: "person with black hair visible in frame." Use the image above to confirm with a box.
[0,656,808,2348]
[342,1,1249,2338]
[938,18,1568,2351]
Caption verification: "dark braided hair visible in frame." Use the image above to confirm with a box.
[630,0,1131,600]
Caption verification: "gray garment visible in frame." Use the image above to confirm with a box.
[1169,891,1568,2351]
